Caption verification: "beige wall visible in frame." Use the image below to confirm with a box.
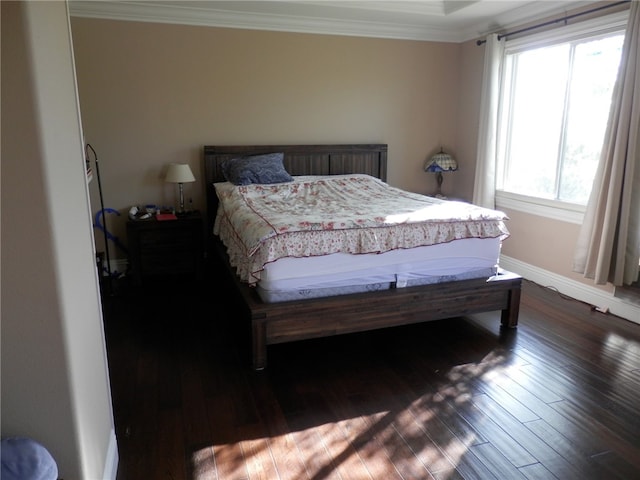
[70,14,630,310]
[501,208,614,292]
[71,18,461,259]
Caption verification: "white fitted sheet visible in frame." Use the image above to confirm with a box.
[258,236,501,292]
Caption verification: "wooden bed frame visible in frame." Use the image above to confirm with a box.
[204,144,521,370]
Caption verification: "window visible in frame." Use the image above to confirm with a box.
[496,17,626,214]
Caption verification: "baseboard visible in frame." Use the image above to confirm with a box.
[103,428,118,480]
[500,255,640,325]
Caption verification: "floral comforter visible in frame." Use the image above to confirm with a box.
[214,174,510,285]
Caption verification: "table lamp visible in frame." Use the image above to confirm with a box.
[165,163,195,213]
[424,148,457,198]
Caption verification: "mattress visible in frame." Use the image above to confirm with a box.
[214,175,510,286]
[255,236,501,302]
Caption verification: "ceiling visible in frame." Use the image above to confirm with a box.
[68,0,596,43]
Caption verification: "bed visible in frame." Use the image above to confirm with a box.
[204,144,521,370]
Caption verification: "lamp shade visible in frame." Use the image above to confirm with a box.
[165,163,195,184]
[424,149,458,173]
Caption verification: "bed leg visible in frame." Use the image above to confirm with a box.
[252,320,267,371]
[501,286,521,328]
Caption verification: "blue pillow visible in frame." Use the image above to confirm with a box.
[221,152,293,186]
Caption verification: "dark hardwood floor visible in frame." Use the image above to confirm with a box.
[102,265,640,480]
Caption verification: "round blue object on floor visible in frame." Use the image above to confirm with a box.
[1,437,58,480]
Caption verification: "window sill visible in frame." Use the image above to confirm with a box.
[495,190,585,225]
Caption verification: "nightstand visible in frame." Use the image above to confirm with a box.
[126,211,204,286]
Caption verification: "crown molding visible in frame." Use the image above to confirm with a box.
[458,0,596,41]
[68,1,600,43]
[67,0,460,41]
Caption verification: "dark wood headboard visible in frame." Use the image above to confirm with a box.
[203,144,388,245]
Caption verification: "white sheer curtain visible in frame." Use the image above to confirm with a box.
[573,1,640,286]
[473,34,504,209]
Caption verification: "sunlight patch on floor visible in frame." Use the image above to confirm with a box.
[603,331,640,378]
[190,446,216,479]
[188,353,519,479]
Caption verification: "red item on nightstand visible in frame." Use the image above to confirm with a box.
[156,213,177,221]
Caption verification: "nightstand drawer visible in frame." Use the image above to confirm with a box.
[127,213,204,286]
[138,230,194,250]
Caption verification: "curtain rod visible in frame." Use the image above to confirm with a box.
[476,0,630,46]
